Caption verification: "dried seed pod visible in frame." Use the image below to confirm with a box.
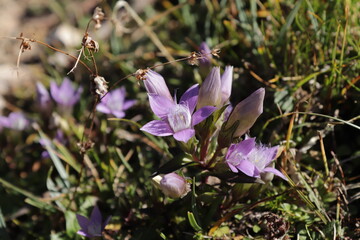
[135,69,149,81]
[187,51,200,66]
[92,7,105,29]
[92,75,109,97]
[82,34,99,52]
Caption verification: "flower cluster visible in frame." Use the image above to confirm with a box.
[140,70,216,143]
[140,66,286,186]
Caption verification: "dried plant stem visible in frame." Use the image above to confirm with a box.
[67,47,84,75]
[318,131,329,177]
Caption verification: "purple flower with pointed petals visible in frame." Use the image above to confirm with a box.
[36,82,51,109]
[50,77,83,106]
[141,71,216,143]
[96,87,136,118]
[76,205,111,238]
[0,112,30,131]
[226,137,287,181]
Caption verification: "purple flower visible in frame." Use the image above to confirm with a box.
[224,88,264,138]
[96,87,136,118]
[50,77,83,106]
[197,66,234,109]
[36,82,51,109]
[225,137,287,180]
[199,42,212,66]
[160,173,190,198]
[76,205,111,238]
[0,112,30,131]
[141,71,216,143]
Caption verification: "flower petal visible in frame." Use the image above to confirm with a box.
[197,67,222,109]
[76,214,90,230]
[144,70,172,101]
[140,120,174,136]
[96,103,111,114]
[123,99,136,110]
[77,230,91,237]
[227,161,239,173]
[90,206,102,227]
[50,81,61,103]
[191,106,216,126]
[236,159,257,178]
[263,167,288,181]
[220,66,233,105]
[231,138,256,157]
[111,110,125,119]
[179,84,199,113]
[148,94,175,118]
[173,128,195,143]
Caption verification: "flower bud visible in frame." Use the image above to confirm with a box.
[159,173,190,198]
[197,67,222,109]
[224,88,265,138]
[220,66,233,105]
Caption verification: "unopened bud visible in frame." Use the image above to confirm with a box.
[159,173,190,199]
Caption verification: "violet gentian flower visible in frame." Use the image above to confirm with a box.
[141,70,216,143]
[36,82,51,110]
[50,77,83,107]
[199,42,212,66]
[76,205,111,238]
[197,66,234,109]
[224,88,264,138]
[96,87,136,118]
[225,137,287,180]
[0,112,30,131]
[158,173,190,198]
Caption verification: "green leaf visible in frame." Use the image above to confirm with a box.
[187,212,202,232]
[0,177,56,213]
[278,0,304,43]
[0,207,10,240]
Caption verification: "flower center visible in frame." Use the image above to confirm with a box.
[247,147,268,170]
[167,104,192,132]
[228,151,247,166]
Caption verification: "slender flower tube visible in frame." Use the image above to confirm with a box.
[141,71,216,143]
[96,87,136,118]
[50,77,83,107]
[224,88,264,138]
[76,205,111,238]
[225,137,287,180]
